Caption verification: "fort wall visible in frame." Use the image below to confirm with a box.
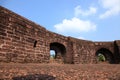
[0,6,120,64]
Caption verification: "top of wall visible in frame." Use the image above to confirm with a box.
[115,40,120,46]
[0,6,45,30]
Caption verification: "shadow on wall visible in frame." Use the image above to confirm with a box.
[12,74,56,80]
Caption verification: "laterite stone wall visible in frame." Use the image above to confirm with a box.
[0,6,120,64]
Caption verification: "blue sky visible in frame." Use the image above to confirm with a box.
[0,0,120,41]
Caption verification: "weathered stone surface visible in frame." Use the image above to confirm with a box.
[0,6,120,64]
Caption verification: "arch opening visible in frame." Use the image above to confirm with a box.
[50,42,66,63]
[96,48,115,64]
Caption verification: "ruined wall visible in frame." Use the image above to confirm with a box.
[0,6,74,63]
[69,37,96,64]
[0,6,49,63]
[114,40,120,63]
[115,40,120,53]
[0,6,120,64]
[46,31,73,63]
[95,42,114,52]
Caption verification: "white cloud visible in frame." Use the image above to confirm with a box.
[74,5,97,17]
[99,0,120,19]
[54,17,96,34]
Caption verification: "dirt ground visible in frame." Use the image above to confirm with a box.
[0,63,120,80]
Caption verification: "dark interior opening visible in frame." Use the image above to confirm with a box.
[34,40,37,48]
[96,48,115,64]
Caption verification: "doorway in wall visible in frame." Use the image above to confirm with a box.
[50,42,66,63]
[96,48,115,64]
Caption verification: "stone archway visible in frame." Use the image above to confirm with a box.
[96,48,115,64]
[50,42,66,63]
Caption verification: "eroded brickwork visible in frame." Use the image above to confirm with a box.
[0,6,120,64]
[0,6,48,63]
[69,37,96,64]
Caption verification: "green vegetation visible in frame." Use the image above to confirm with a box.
[98,53,106,62]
